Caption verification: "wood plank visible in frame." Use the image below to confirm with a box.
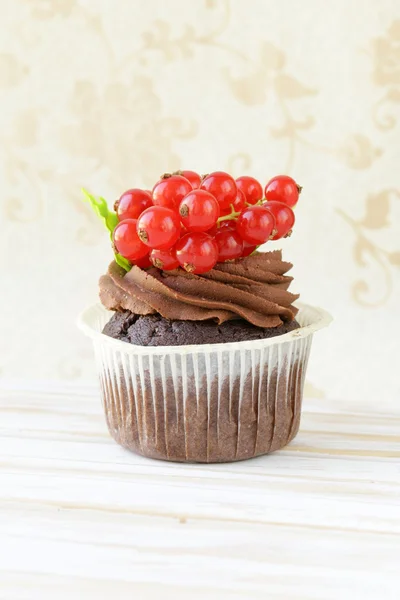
[0,387,399,599]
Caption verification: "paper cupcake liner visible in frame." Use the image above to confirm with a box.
[78,303,331,463]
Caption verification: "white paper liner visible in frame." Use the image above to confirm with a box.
[78,303,331,462]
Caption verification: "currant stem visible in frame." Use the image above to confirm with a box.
[245,199,264,207]
[217,206,240,223]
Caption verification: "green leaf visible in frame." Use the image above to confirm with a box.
[82,188,132,273]
[82,188,118,234]
[115,253,132,272]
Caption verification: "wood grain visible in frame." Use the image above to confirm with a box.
[0,386,399,600]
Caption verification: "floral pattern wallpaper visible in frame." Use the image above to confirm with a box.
[0,0,399,403]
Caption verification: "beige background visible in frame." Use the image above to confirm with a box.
[0,0,399,403]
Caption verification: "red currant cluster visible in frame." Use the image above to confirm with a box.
[112,171,300,274]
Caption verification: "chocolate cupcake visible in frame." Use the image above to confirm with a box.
[78,172,331,462]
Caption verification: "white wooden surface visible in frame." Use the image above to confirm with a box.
[0,384,399,600]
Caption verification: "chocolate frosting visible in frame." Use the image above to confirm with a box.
[99,251,299,328]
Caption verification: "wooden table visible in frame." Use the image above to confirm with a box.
[0,385,399,599]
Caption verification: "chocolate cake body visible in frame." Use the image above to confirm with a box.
[95,252,306,462]
[98,332,307,463]
[103,311,300,346]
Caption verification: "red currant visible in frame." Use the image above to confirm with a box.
[152,175,192,210]
[220,189,246,216]
[241,241,257,257]
[207,223,218,237]
[219,207,231,217]
[175,232,218,274]
[113,219,149,261]
[200,171,237,210]
[150,247,179,270]
[207,218,237,237]
[115,189,153,221]
[233,188,246,212]
[180,170,201,189]
[236,176,263,205]
[137,206,181,250]
[236,206,276,245]
[219,220,237,230]
[179,189,220,232]
[133,254,152,269]
[263,201,295,240]
[264,175,301,208]
[215,229,243,262]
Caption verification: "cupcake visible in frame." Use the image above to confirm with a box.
[78,170,331,462]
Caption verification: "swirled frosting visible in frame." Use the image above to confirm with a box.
[99,250,299,328]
